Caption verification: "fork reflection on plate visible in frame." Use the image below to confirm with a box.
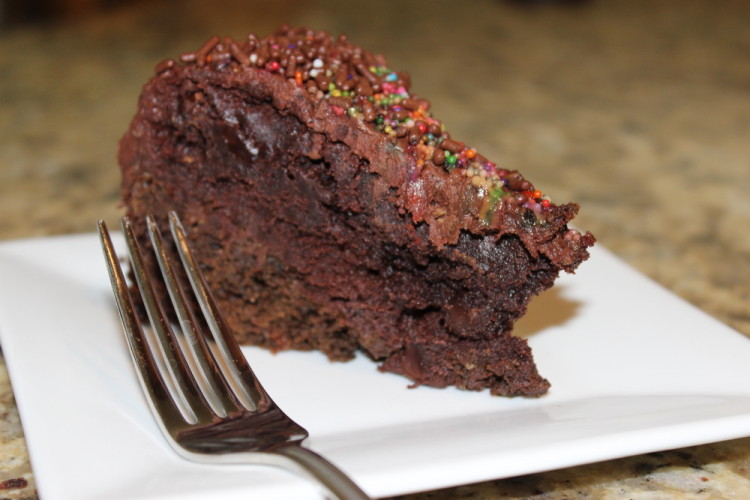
[97,212,371,500]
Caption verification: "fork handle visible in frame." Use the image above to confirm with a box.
[274,445,372,500]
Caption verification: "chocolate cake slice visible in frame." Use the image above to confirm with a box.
[119,26,595,397]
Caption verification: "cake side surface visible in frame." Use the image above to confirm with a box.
[119,27,595,397]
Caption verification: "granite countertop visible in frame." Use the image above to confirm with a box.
[1,0,749,498]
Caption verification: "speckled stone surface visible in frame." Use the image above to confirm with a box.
[1,0,749,498]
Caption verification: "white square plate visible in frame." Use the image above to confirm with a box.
[1,233,750,499]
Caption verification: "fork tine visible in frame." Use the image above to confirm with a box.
[97,220,200,426]
[119,217,213,425]
[168,211,271,414]
[145,215,239,418]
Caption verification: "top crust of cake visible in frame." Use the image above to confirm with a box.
[148,26,595,266]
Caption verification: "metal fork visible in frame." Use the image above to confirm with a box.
[97,212,371,500]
